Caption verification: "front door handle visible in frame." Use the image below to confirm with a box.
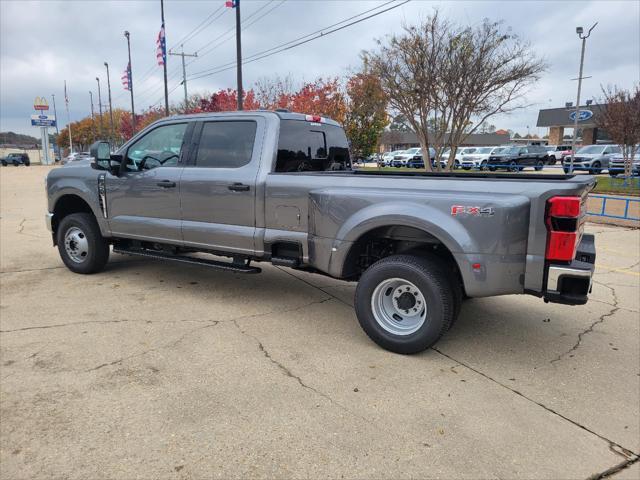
[228,183,250,192]
[157,180,176,188]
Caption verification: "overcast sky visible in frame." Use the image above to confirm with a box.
[1,0,639,137]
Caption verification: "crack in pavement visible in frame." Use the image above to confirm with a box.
[0,317,215,334]
[83,298,332,372]
[86,321,220,371]
[587,456,639,480]
[550,280,620,365]
[433,347,640,460]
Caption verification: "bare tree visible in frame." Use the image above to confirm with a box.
[598,85,640,179]
[367,12,546,171]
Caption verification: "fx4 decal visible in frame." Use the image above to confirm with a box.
[451,205,495,217]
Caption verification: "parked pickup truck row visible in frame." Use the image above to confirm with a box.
[45,111,597,354]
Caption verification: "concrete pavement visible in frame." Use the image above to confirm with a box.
[1,166,638,479]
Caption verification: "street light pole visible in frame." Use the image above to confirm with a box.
[104,62,115,140]
[569,22,597,173]
[96,77,104,136]
[124,30,136,133]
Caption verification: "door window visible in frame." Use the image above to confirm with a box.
[195,121,257,168]
[125,123,187,172]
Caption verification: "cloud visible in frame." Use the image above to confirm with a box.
[1,0,638,137]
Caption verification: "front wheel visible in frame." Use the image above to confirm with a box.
[56,213,110,274]
[591,161,602,175]
[1,161,6,167]
[534,160,544,171]
[480,160,488,171]
[509,160,520,172]
[354,255,455,354]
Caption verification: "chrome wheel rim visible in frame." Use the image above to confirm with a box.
[371,278,427,336]
[64,226,89,263]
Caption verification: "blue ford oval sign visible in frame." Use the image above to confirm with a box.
[569,110,593,122]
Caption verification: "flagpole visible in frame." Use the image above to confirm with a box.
[235,0,243,110]
[160,0,169,116]
[64,81,73,153]
[125,31,136,133]
[104,62,115,140]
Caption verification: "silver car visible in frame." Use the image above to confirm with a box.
[563,144,621,174]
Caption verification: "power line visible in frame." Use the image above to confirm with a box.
[168,5,226,50]
[188,0,409,81]
[187,0,281,63]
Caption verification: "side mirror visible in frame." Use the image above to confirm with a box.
[90,141,121,175]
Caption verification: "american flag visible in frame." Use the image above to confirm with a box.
[121,63,132,91]
[156,23,166,66]
[64,80,69,105]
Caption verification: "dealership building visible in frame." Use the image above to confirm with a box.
[536,103,606,145]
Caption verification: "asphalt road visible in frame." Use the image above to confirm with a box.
[1,166,639,479]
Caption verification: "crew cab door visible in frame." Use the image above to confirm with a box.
[106,121,191,244]
[180,117,264,255]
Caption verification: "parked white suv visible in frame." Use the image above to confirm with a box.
[461,146,506,170]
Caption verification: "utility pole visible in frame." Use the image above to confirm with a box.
[160,0,169,116]
[51,94,59,136]
[168,45,197,111]
[96,77,104,136]
[235,0,243,110]
[569,22,597,173]
[104,62,115,140]
[125,31,136,133]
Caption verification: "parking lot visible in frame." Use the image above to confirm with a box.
[1,166,638,479]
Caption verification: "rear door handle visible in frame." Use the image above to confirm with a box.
[157,180,176,188]
[228,183,250,192]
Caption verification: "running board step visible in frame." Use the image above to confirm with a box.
[270,256,299,268]
[113,248,261,274]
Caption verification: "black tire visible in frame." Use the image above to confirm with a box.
[480,160,487,171]
[1,161,6,167]
[56,213,110,274]
[454,160,460,169]
[354,254,455,354]
[548,157,557,165]
[591,161,602,175]
[509,160,519,172]
[534,160,544,171]
[488,165,497,172]
[24,159,30,166]
[13,161,19,167]
[563,166,570,174]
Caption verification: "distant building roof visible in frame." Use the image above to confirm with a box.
[536,104,604,128]
[379,130,510,147]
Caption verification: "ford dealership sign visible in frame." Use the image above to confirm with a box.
[569,110,594,122]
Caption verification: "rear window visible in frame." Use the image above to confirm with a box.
[276,120,351,172]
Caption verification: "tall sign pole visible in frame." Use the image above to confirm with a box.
[64,81,73,153]
[51,94,60,137]
[160,0,169,116]
[104,62,115,139]
[125,31,136,133]
[168,45,197,111]
[32,96,54,165]
[95,77,104,136]
[235,0,243,110]
[89,91,96,134]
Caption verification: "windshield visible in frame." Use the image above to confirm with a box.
[503,147,521,154]
[492,147,505,154]
[405,148,420,155]
[476,147,493,154]
[577,145,606,155]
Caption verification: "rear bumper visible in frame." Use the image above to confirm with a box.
[544,234,595,305]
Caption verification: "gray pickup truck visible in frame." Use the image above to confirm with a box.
[45,110,597,354]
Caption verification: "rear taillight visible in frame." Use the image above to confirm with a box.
[305,114,324,123]
[545,196,582,261]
